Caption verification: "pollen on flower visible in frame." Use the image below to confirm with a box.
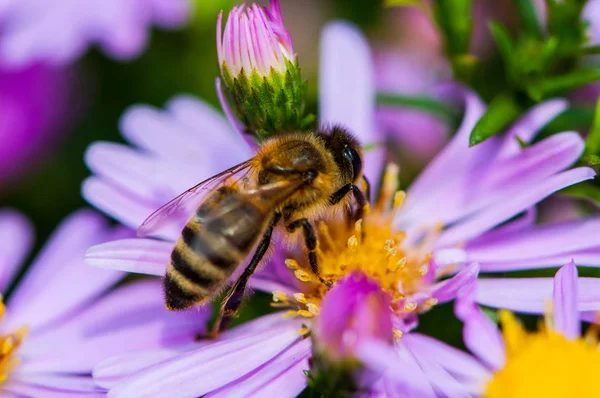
[393,329,404,342]
[485,310,600,398]
[275,164,444,324]
[272,291,288,303]
[0,297,27,386]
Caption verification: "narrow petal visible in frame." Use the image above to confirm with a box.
[2,380,104,398]
[478,248,600,272]
[0,210,33,292]
[498,99,569,157]
[109,317,303,398]
[405,333,489,382]
[4,210,128,332]
[475,277,600,313]
[19,280,209,373]
[207,339,310,398]
[355,339,437,397]
[85,238,171,276]
[430,262,479,303]
[436,167,596,247]
[455,283,505,371]
[95,313,294,389]
[467,218,600,263]
[9,373,100,393]
[553,261,580,340]
[319,21,374,144]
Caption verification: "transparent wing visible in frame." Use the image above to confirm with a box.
[137,160,254,237]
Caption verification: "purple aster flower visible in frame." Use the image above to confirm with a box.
[0,0,190,68]
[455,261,600,397]
[82,14,600,398]
[0,209,209,396]
[0,64,72,187]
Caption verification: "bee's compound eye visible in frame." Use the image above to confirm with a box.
[343,146,362,180]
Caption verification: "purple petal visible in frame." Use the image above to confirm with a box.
[85,238,171,276]
[436,167,596,247]
[498,99,569,157]
[475,276,600,313]
[553,261,580,340]
[454,283,505,371]
[430,262,479,303]
[9,373,100,393]
[109,316,303,397]
[477,248,600,272]
[0,210,33,292]
[2,379,104,398]
[402,334,481,397]
[395,91,486,230]
[95,313,295,389]
[19,280,208,373]
[467,217,600,263]
[405,333,489,382]
[318,22,382,183]
[4,210,128,332]
[207,339,310,398]
[355,339,437,397]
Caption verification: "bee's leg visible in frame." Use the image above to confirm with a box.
[212,213,281,335]
[286,219,331,286]
[329,184,367,222]
[362,175,371,204]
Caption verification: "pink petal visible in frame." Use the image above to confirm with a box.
[436,167,596,247]
[207,339,310,398]
[467,218,600,263]
[85,238,171,276]
[553,261,580,340]
[109,316,303,397]
[20,280,208,373]
[4,210,127,332]
[454,283,505,371]
[430,262,479,303]
[0,210,33,292]
[475,276,600,313]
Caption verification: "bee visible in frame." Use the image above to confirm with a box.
[138,126,369,334]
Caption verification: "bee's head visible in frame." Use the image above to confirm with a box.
[324,126,363,184]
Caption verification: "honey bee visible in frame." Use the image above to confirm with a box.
[138,126,369,334]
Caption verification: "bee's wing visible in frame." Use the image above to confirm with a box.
[137,160,254,237]
[196,177,308,227]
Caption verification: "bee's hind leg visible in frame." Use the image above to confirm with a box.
[212,213,281,336]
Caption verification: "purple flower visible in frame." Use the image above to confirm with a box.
[0,0,190,68]
[82,17,600,398]
[0,64,72,187]
[455,261,600,397]
[0,209,209,396]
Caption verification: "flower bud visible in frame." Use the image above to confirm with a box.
[216,1,314,140]
[309,272,394,395]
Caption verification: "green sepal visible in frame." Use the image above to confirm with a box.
[305,353,361,398]
[469,94,523,146]
[432,0,473,57]
[526,68,600,102]
[220,60,316,141]
[513,0,543,39]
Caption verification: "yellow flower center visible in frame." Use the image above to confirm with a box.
[272,165,442,332]
[0,297,27,385]
[485,310,600,398]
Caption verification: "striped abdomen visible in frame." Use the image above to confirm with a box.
[164,187,268,310]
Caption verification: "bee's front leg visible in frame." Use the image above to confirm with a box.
[329,183,367,222]
[286,218,331,287]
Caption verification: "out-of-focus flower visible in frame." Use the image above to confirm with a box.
[0,64,72,188]
[83,16,600,398]
[309,272,393,394]
[455,261,600,397]
[0,209,209,396]
[0,0,190,68]
[217,1,313,139]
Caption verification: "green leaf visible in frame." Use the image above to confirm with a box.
[432,0,473,56]
[585,98,600,156]
[384,0,421,6]
[580,45,600,56]
[489,22,514,65]
[469,94,522,146]
[513,0,543,38]
[527,68,600,101]
[376,93,455,122]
